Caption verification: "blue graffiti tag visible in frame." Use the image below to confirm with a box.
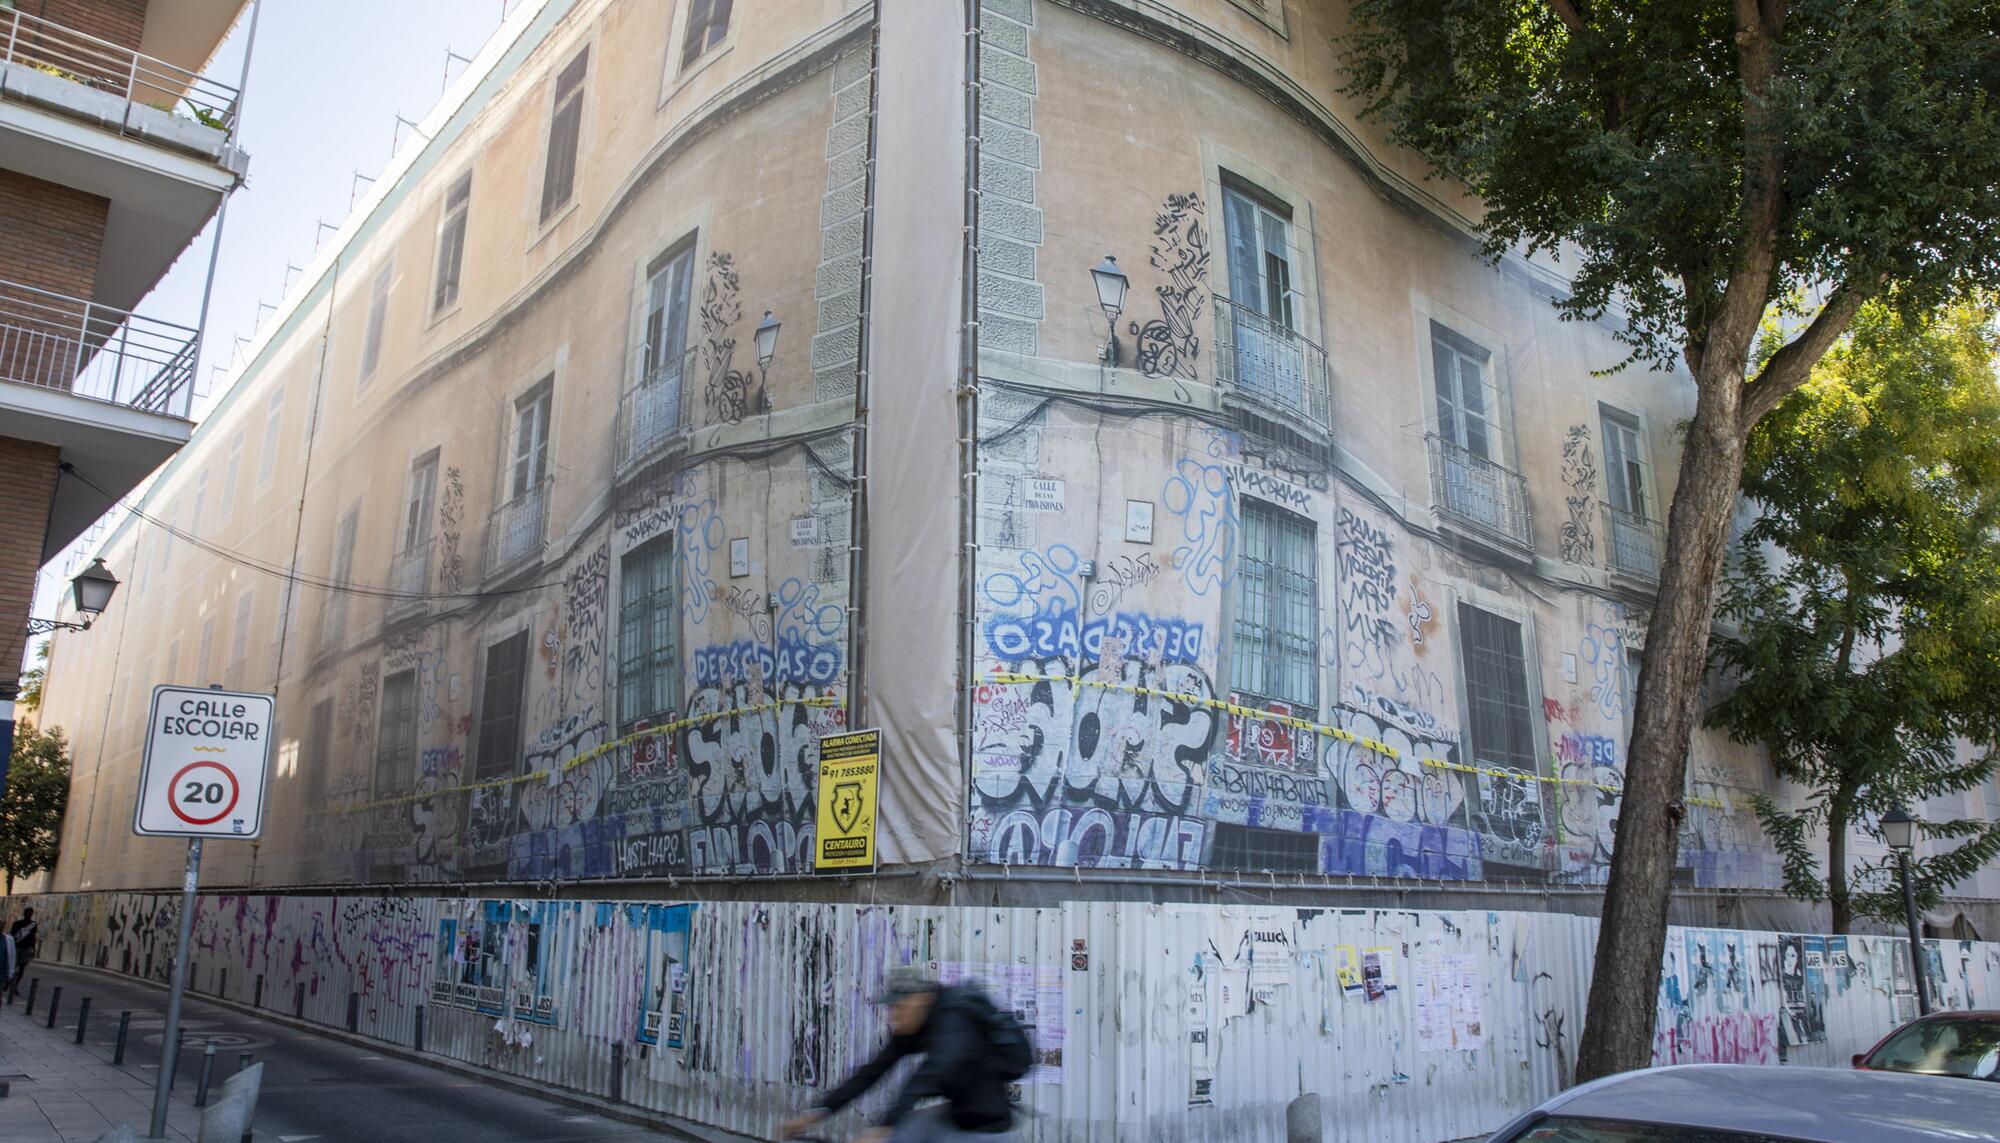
[1161,459,1237,595]
[984,608,1204,664]
[693,637,843,687]
[675,498,724,623]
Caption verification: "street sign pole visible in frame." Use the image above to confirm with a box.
[148,836,202,1139]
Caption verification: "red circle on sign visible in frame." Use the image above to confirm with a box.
[168,761,240,826]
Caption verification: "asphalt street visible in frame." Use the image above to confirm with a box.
[9,962,673,1142]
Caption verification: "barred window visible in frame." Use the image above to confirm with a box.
[1230,500,1318,708]
[474,633,530,781]
[619,537,677,726]
[375,669,418,794]
[1459,603,1536,772]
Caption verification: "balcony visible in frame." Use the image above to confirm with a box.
[0,280,195,415]
[614,353,689,476]
[386,541,433,621]
[1603,501,1665,582]
[1213,294,1332,437]
[486,478,551,579]
[0,7,240,153]
[1,7,244,319]
[0,278,196,559]
[1427,433,1533,554]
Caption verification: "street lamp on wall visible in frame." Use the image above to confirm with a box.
[753,309,780,414]
[24,558,119,635]
[1880,804,1933,1016]
[1091,255,1129,368]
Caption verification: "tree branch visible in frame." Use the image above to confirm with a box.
[1547,0,1587,33]
[1738,282,1871,428]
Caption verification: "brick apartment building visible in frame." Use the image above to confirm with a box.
[0,0,249,765]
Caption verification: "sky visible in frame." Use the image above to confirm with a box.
[28,0,509,653]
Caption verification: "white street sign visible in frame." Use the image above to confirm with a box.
[134,685,274,839]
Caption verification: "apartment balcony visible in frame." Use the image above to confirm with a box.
[385,541,434,622]
[1603,501,1665,583]
[0,5,245,317]
[1427,433,1534,555]
[1213,294,1333,439]
[0,278,194,559]
[614,353,690,478]
[485,478,552,580]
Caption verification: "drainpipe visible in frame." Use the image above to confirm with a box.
[955,0,984,901]
[842,12,882,729]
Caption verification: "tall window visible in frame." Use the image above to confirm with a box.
[1230,500,1318,709]
[322,508,358,652]
[434,172,472,313]
[221,431,243,521]
[402,452,440,554]
[375,669,418,794]
[359,264,392,383]
[508,380,553,502]
[305,698,334,805]
[540,50,588,223]
[474,632,530,781]
[1459,603,1536,773]
[190,469,209,539]
[166,639,180,682]
[681,0,733,69]
[1433,324,1494,461]
[1222,183,1293,328]
[1601,407,1648,518]
[258,390,283,488]
[642,244,695,383]
[197,617,216,683]
[619,538,678,727]
[228,591,253,687]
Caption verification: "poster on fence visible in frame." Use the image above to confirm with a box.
[936,961,1065,1084]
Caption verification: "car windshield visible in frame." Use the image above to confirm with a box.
[1863,1018,2000,1079]
[1501,1120,1813,1143]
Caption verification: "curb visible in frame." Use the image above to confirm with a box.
[34,962,761,1143]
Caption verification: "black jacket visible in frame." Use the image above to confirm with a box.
[8,919,35,957]
[817,986,1011,1132]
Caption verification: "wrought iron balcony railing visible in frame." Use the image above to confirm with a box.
[0,280,195,417]
[1603,501,1665,581]
[614,353,690,472]
[1,7,240,140]
[386,541,434,618]
[1427,433,1533,552]
[1212,294,1332,436]
[486,477,551,577]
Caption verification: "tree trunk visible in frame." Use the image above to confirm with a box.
[1828,790,1853,935]
[1574,370,1748,1082]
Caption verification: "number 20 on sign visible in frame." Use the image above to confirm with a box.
[134,685,275,839]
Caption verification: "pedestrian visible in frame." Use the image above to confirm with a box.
[777,967,1027,1142]
[8,907,38,1000]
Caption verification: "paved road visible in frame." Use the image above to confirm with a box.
[10,963,671,1142]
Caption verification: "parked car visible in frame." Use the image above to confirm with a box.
[1483,1063,2000,1141]
[1853,1010,2000,1081]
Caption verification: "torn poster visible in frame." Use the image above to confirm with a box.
[937,961,1066,1084]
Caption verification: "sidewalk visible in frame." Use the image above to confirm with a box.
[0,985,205,1142]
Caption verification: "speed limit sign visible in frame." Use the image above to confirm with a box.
[134,685,274,838]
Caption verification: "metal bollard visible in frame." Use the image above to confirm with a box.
[254,974,264,1009]
[23,978,38,1017]
[237,1049,252,1076]
[44,986,60,1029]
[610,1041,624,1103]
[294,983,305,1020]
[73,996,90,1044]
[219,968,227,998]
[113,1011,131,1064]
[346,992,359,1034]
[413,1005,424,1054]
[194,1038,217,1108]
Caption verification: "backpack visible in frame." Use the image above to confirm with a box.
[956,984,1033,1082]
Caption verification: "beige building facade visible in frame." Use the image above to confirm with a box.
[33,0,2000,924]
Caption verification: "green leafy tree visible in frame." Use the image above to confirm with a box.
[0,720,70,895]
[17,643,47,713]
[1711,298,2000,934]
[1340,1,2000,1077]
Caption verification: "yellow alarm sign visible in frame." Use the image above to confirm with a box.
[815,729,880,869]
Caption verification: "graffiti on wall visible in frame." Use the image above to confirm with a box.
[697,252,756,425]
[1129,191,1207,385]
[1559,425,1596,565]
